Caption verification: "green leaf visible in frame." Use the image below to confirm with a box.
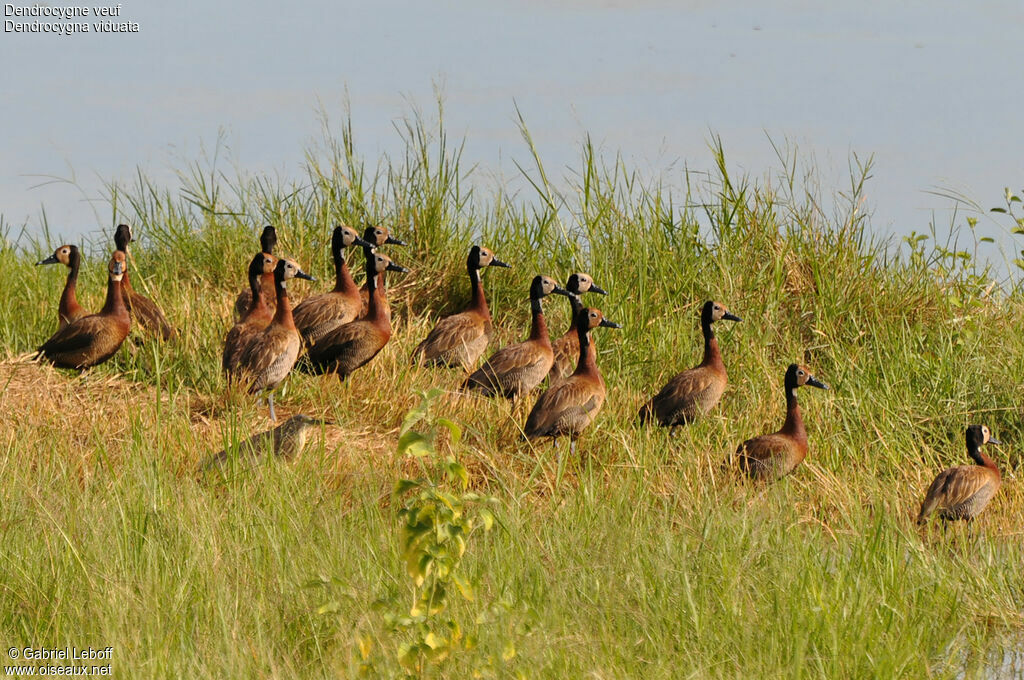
[991,207,1007,213]
[452,574,475,601]
[393,478,421,496]
[424,632,446,650]
[398,642,420,671]
[436,417,463,446]
[316,600,340,615]
[398,431,434,458]
[447,461,469,487]
[479,507,495,532]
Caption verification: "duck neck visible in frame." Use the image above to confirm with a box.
[271,276,294,329]
[60,250,80,315]
[259,259,275,301]
[469,266,489,317]
[333,249,358,294]
[529,295,550,344]
[780,386,806,440]
[102,275,128,317]
[365,270,386,323]
[573,324,597,376]
[243,268,267,320]
[968,443,1000,476]
[565,293,582,334]
[120,267,134,294]
[701,318,723,369]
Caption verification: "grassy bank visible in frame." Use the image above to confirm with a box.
[1,108,1023,678]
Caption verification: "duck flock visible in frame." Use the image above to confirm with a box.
[33,223,1004,527]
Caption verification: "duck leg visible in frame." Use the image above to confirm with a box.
[268,393,277,422]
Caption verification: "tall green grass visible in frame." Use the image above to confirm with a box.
[0,103,1022,678]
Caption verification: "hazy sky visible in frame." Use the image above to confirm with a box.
[3,0,1022,258]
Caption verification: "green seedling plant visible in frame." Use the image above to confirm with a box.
[369,388,501,677]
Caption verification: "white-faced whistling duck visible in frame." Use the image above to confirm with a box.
[222,251,278,376]
[233,225,278,321]
[293,225,374,346]
[524,307,621,452]
[307,247,409,380]
[113,224,175,341]
[413,245,511,370]
[198,414,334,472]
[358,225,406,320]
[37,250,131,370]
[638,300,742,432]
[235,258,315,420]
[36,244,86,330]
[548,272,607,385]
[917,425,1002,525]
[733,363,829,481]
[463,275,570,398]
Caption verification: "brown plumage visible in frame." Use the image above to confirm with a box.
[638,301,742,430]
[37,250,131,370]
[358,225,406,320]
[198,414,333,472]
[234,258,315,420]
[549,273,608,384]
[36,244,86,330]
[222,252,278,375]
[293,225,374,346]
[524,307,621,449]
[917,425,1002,525]
[114,224,175,341]
[413,245,511,370]
[307,248,409,380]
[733,363,829,481]
[233,225,278,321]
[464,275,570,398]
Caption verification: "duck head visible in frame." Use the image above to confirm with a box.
[260,226,278,254]
[37,245,78,267]
[468,245,510,271]
[109,250,128,282]
[274,258,315,287]
[702,300,742,325]
[530,275,570,300]
[784,363,829,391]
[114,224,133,252]
[565,272,607,296]
[363,225,407,248]
[577,307,621,331]
[333,225,373,256]
[966,424,999,448]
